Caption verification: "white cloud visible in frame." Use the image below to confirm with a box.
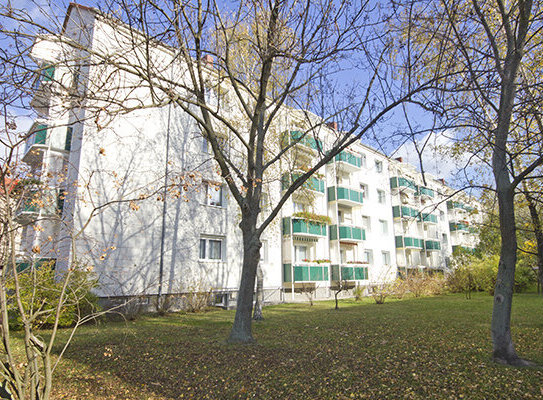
[393,130,470,182]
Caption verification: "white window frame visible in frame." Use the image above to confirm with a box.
[199,236,224,261]
[363,249,373,264]
[377,189,386,204]
[360,183,368,200]
[375,160,383,173]
[382,251,391,266]
[362,215,371,231]
[206,183,223,207]
[379,219,388,235]
[295,245,308,262]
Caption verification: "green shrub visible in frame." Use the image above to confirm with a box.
[7,261,99,330]
[447,254,536,296]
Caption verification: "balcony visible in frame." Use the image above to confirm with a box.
[282,217,327,238]
[331,264,368,281]
[395,236,424,249]
[452,245,477,254]
[417,186,435,198]
[283,263,329,283]
[22,124,48,166]
[392,205,421,220]
[390,176,417,193]
[281,131,322,159]
[327,186,363,207]
[449,222,470,232]
[425,240,441,251]
[421,213,438,224]
[30,65,56,115]
[282,173,325,194]
[447,201,474,212]
[14,189,61,223]
[330,151,362,172]
[329,225,365,242]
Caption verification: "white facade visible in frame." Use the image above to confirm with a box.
[16,4,481,304]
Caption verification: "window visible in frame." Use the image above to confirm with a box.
[359,183,368,199]
[440,210,445,221]
[293,201,307,213]
[201,135,209,153]
[442,233,448,244]
[199,237,223,260]
[295,245,308,262]
[340,249,347,264]
[377,189,386,204]
[360,153,367,167]
[65,127,73,151]
[382,251,391,265]
[375,160,383,173]
[260,193,269,210]
[363,250,373,264]
[206,184,222,207]
[201,135,228,154]
[379,219,388,235]
[260,240,268,263]
[362,216,371,231]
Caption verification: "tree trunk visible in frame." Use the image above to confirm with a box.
[253,263,264,321]
[491,184,523,365]
[524,192,543,295]
[228,220,260,343]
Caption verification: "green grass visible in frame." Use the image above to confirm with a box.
[44,293,543,399]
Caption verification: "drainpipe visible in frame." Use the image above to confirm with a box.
[157,89,173,307]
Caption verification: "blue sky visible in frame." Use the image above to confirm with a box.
[4,0,473,186]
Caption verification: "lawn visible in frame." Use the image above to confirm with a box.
[44,293,543,399]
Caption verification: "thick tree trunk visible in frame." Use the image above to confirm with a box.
[491,185,524,365]
[253,263,264,321]
[228,220,261,343]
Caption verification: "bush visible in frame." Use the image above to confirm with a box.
[447,254,536,296]
[7,262,99,330]
[353,284,365,301]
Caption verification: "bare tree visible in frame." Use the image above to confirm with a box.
[395,0,543,365]
[0,0,445,345]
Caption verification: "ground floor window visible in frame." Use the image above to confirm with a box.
[199,237,223,260]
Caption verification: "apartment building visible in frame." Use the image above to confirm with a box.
[15,3,480,305]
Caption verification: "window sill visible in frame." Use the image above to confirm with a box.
[202,203,225,209]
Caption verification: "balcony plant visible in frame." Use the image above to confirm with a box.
[292,211,331,225]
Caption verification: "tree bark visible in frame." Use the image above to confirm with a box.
[253,263,264,321]
[228,218,261,343]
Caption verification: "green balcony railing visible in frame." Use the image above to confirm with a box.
[282,217,327,237]
[421,213,438,223]
[452,245,477,254]
[283,264,329,282]
[450,222,470,232]
[331,151,361,168]
[392,205,421,219]
[390,176,417,191]
[282,130,322,151]
[29,124,48,146]
[395,236,424,249]
[425,240,441,251]
[327,186,363,204]
[447,201,474,212]
[16,189,62,218]
[417,186,435,197]
[331,265,368,281]
[329,225,365,241]
[281,173,325,193]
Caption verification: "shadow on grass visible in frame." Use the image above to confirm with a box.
[53,293,543,399]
